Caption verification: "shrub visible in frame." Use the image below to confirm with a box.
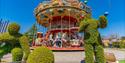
[27,46,54,63]
[0,49,5,62]
[19,36,30,61]
[0,44,12,61]
[119,41,125,48]
[11,48,23,62]
[8,23,20,35]
[112,42,119,48]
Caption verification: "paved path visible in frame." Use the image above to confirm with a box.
[104,48,125,60]
[54,51,84,63]
[1,48,125,63]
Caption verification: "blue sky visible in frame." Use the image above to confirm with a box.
[0,0,125,37]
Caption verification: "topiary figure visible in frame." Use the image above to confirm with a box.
[19,36,30,61]
[0,22,30,62]
[79,13,108,63]
[27,46,54,63]
[0,32,20,62]
[11,48,23,62]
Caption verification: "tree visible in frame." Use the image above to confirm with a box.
[24,23,37,43]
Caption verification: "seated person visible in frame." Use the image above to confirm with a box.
[53,32,62,47]
[35,32,43,46]
[49,33,54,46]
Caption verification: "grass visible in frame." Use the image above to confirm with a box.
[119,60,125,63]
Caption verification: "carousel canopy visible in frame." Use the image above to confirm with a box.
[34,0,91,27]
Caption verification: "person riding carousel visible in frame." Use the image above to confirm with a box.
[53,32,62,48]
[49,33,54,46]
[35,32,45,46]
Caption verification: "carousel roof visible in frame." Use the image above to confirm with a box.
[34,0,91,27]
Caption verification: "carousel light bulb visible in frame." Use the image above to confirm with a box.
[104,11,109,17]
[84,0,88,4]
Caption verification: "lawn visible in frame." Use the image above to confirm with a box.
[119,60,125,63]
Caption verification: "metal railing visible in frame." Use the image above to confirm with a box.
[0,19,9,34]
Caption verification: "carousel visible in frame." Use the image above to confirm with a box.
[33,0,91,50]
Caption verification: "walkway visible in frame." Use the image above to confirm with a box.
[1,48,125,63]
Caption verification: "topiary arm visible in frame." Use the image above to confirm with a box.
[19,36,30,61]
[98,16,108,28]
[79,20,87,32]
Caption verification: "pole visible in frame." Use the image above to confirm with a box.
[68,9,71,40]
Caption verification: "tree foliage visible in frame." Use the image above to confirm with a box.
[24,23,37,43]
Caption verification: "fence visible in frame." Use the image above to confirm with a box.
[0,19,9,34]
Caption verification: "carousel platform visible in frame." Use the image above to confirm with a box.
[30,46,84,51]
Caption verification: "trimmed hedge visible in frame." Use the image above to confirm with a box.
[27,46,54,63]
[11,48,23,61]
[19,36,30,61]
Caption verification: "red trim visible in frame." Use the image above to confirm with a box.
[31,47,84,51]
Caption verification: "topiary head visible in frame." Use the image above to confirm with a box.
[98,16,108,28]
[8,23,20,35]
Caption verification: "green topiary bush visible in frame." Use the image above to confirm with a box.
[19,36,30,61]
[11,48,23,62]
[79,13,107,63]
[27,46,54,63]
[8,23,20,35]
